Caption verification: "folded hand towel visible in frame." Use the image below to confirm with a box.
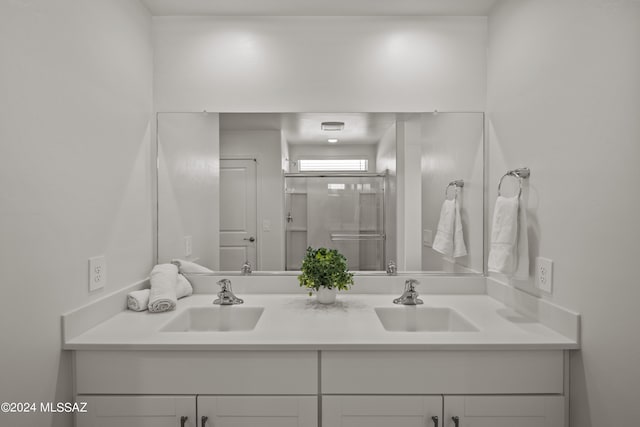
[433,199,467,258]
[488,195,520,276]
[148,264,178,313]
[127,289,150,312]
[171,259,214,274]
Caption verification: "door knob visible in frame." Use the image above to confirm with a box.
[243,237,256,242]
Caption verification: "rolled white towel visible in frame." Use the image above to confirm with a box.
[171,259,214,274]
[127,289,150,312]
[176,273,193,298]
[127,275,193,312]
[148,264,178,313]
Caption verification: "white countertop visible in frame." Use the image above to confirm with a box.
[64,293,579,351]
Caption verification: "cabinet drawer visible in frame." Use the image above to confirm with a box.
[321,350,563,394]
[75,350,318,395]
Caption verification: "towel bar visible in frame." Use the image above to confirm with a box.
[498,167,530,197]
[445,179,464,200]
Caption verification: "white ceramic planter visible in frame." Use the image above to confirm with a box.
[317,287,337,304]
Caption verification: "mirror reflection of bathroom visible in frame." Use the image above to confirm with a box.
[157,112,484,274]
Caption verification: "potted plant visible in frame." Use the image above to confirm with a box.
[298,247,355,304]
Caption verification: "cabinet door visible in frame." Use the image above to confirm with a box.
[197,396,317,427]
[76,395,196,427]
[323,395,442,427]
[444,396,565,427]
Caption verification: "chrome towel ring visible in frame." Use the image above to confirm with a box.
[445,179,464,200]
[498,167,530,197]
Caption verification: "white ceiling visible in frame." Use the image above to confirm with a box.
[141,0,496,16]
[220,113,397,146]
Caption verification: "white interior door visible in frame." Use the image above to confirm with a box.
[220,159,257,270]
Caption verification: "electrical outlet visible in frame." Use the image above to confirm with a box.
[423,229,433,247]
[535,257,553,293]
[89,256,106,291]
[184,236,193,257]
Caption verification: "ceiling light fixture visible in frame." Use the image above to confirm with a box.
[327,138,339,144]
[321,121,345,131]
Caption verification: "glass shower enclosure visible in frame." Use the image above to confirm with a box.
[285,173,385,271]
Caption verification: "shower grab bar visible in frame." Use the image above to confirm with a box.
[330,233,385,241]
[498,167,531,197]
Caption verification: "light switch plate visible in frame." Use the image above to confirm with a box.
[535,257,553,293]
[423,229,433,247]
[89,256,106,291]
[184,236,193,257]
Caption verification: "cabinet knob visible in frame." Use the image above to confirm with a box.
[180,415,188,427]
[201,415,208,426]
[432,415,439,426]
[452,415,460,427]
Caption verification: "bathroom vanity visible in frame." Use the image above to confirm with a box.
[63,276,579,427]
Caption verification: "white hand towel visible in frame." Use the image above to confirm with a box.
[148,264,178,313]
[453,199,467,258]
[488,195,519,275]
[171,259,214,274]
[513,197,529,280]
[433,199,467,258]
[127,289,150,312]
[127,275,193,312]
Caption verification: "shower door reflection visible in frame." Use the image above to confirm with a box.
[285,174,385,271]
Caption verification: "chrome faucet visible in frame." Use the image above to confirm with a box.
[386,260,397,275]
[214,279,244,305]
[241,260,252,275]
[393,279,423,305]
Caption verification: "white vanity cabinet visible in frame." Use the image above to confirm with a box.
[322,396,442,427]
[72,349,568,427]
[197,396,317,427]
[443,396,565,427]
[76,395,196,427]
[320,350,567,427]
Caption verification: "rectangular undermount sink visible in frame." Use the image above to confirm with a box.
[375,307,479,332]
[161,306,264,332]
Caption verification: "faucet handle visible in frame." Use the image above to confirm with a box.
[404,279,419,292]
[217,278,231,292]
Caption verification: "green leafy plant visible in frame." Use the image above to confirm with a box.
[298,247,355,296]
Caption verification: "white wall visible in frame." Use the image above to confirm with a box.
[487,1,640,426]
[158,113,220,269]
[153,16,487,112]
[397,118,423,270]
[0,1,153,426]
[421,113,484,273]
[220,130,284,270]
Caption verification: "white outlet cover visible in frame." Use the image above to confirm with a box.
[184,236,193,257]
[89,256,106,292]
[535,257,553,293]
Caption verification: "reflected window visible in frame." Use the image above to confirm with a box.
[298,159,368,172]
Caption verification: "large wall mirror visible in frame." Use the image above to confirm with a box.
[157,112,484,275]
